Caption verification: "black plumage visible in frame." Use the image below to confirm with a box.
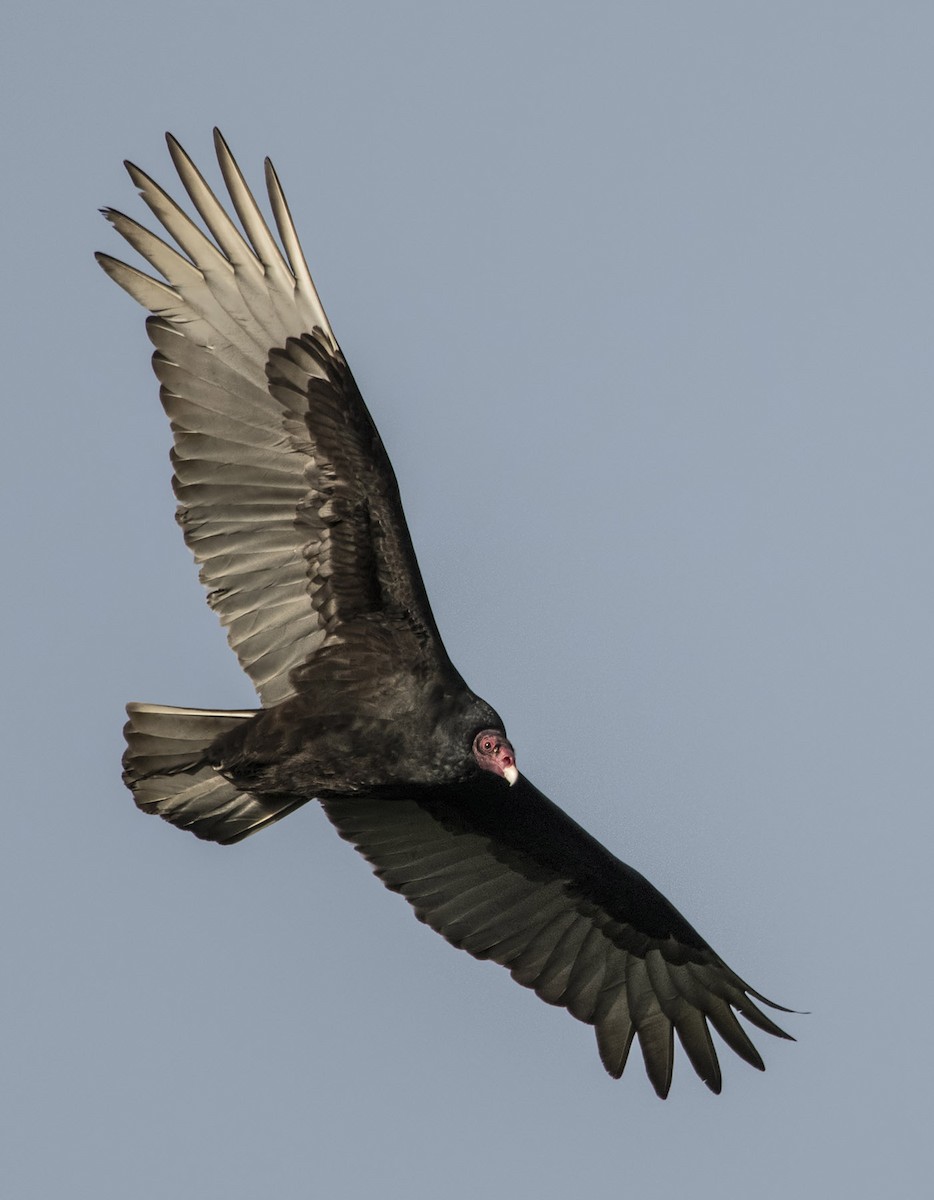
[99,130,793,1098]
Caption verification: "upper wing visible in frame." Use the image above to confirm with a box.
[98,130,441,705]
[322,775,793,1097]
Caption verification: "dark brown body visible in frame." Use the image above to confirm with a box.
[104,130,793,1099]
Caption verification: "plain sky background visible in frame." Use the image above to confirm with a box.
[2,3,931,1197]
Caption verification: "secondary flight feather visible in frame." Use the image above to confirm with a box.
[99,130,793,1098]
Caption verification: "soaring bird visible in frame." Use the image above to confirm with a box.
[98,130,793,1098]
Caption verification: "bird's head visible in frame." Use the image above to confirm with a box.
[472,729,518,786]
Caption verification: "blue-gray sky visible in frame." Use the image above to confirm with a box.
[3,3,931,1197]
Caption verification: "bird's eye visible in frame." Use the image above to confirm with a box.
[483,739,493,751]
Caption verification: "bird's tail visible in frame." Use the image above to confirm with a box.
[123,703,308,844]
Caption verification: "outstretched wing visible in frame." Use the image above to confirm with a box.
[98,130,441,705]
[323,775,793,1097]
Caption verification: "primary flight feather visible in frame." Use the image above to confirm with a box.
[99,130,793,1098]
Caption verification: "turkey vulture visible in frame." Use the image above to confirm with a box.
[98,130,793,1098]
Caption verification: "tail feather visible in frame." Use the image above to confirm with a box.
[123,702,308,844]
